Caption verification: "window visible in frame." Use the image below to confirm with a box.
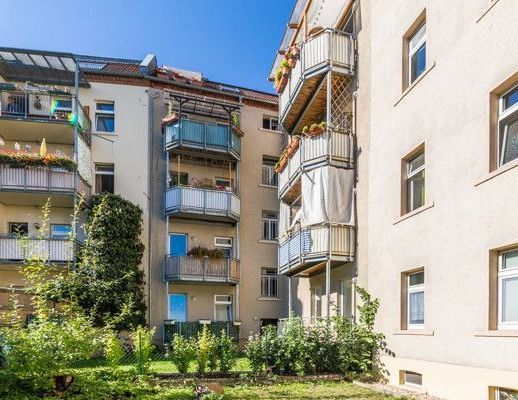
[262,116,279,131]
[215,177,233,191]
[407,270,425,329]
[95,102,115,133]
[405,150,425,213]
[401,371,422,387]
[214,295,233,321]
[95,164,114,194]
[262,211,278,241]
[498,84,518,166]
[261,268,279,298]
[51,224,72,239]
[498,249,518,330]
[8,222,28,236]
[338,279,353,318]
[310,287,322,320]
[262,157,278,186]
[214,236,233,258]
[52,98,72,112]
[170,172,188,187]
[408,22,426,85]
[495,387,518,400]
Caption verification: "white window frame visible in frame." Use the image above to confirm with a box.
[406,151,425,212]
[495,387,518,400]
[498,83,518,167]
[407,271,425,330]
[263,116,279,131]
[95,101,115,133]
[403,371,423,388]
[214,295,233,321]
[260,268,279,298]
[310,286,322,321]
[94,163,115,194]
[498,249,518,330]
[408,22,426,85]
[339,279,353,318]
[262,158,278,187]
[214,237,232,248]
[262,211,278,241]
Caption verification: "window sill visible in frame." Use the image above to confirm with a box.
[258,239,278,245]
[394,330,434,336]
[394,62,436,107]
[259,184,278,189]
[258,128,282,134]
[476,0,501,23]
[474,330,518,337]
[475,158,518,187]
[393,202,435,225]
[257,297,283,302]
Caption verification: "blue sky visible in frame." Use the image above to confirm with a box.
[0,0,294,93]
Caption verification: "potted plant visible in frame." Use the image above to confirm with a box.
[290,45,300,60]
[303,121,327,137]
[274,150,288,173]
[280,59,290,77]
[286,51,296,68]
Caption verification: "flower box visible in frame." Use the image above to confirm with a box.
[0,151,77,171]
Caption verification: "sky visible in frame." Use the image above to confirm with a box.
[0,0,294,93]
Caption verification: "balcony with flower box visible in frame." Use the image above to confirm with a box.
[164,255,240,284]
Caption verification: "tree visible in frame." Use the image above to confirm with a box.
[68,193,147,330]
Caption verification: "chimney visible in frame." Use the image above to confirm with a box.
[139,54,157,76]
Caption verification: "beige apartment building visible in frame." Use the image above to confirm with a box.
[271,0,518,399]
[0,47,285,342]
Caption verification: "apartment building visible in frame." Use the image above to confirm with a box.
[0,47,285,342]
[271,0,518,399]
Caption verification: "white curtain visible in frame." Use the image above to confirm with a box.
[301,166,354,227]
[279,201,291,239]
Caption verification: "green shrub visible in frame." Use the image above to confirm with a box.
[169,334,195,374]
[217,330,237,373]
[195,326,217,373]
[245,333,264,374]
[132,326,155,375]
[104,330,124,369]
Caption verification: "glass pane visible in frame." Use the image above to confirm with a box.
[409,291,425,325]
[9,223,28,236]
[411,43,426,83]
[504,87,518,111]
[96,174,114,194]
[408,170,425,211]
[96,115,115,132]
[408,152,425,174]
[96,103,114,112]
[498,388,518,400]
[409,271,424,286]
[95,164,114,173]
[169,294,187,321]
[502,118,518,165]
[262,118,270,129]
[503,250,518,271]
[51,224,72,239]
[215,304,231,321]
[271,119,279,130]
[409,23,426,52]
[502,276,518,323]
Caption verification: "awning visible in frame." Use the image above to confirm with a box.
[0,47,89,87]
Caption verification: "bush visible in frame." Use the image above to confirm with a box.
[195,326,217,373]
[104,330,124,369]
[217,330,237,373]
[132,326,155,375]
[169,334,195,374]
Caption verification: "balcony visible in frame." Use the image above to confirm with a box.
[164,320,240,343]
[164,255,240,284]
[278,29,354,132]
[278,130,353,202]
[0,86,92,144]
[165,118,241,160]
[165,186,240,222]
[278,223,355,276]
[0,235,76,263]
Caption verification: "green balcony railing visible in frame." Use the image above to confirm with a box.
[164,320,240,343]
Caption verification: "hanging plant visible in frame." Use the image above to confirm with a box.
[302,121,327,137]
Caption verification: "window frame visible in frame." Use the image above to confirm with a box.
[401,370,423,388]
[494,387,518,400]
[50,224,72,239]
[95,101,115,133]
[262,211,279,241]
[94,163,114,194]
[214,295,233,322]
[310,286,322,320]
[262,115,279,131]
[8,222,28,237]
[407,270,425,330]
[498,83,518,167]
[498,249,518,330]
[402,146,426,214]
[260,268,279,298]
[262,157,279,187]
[408,22,427,86]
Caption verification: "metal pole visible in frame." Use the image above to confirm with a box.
[288,276,292,317]
[235,284,240,321]
[326,259,331,318]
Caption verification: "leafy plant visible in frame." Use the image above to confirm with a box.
[196,326,217,373]
[169,334,196,374]
[217,330,237,373]
[104,330,124,369]
[0,151,77,171]
[132,325,155,375]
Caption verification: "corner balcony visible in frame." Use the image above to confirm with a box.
[164,118,241,160]
[0,235,76,264]
[0,166,91,206]
[278,223,355,276]
[278,29,354,132]
[164,320,240,343]
[0,86,92,145]
[165,186,240,222]
[164,255,240,284]
[278,130,353,202]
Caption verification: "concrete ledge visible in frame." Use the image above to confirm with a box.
[394,62,436,107]
[393,330,435,336]
[474,330,518,338]
[393,202,435,225]
[476,0,500,23]
[258,239,278,245]
[475,158,518,186]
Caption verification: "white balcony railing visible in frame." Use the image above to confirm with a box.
[278,130,353,199]
[279,29,354,121]
[0,166,76,193]
[278,223,355,274]
[0,236,75,262]
[164,255,240,284]
[165,186,240,220]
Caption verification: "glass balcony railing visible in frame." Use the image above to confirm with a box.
[164,118,241,159]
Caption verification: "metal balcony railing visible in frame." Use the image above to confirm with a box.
[0,87,91,136]
[165,186,240,220]
[164,255,240,284]
[164,118,241,159]
[278,223,355,274]
[278,29,355,122]
[0,235,76,263]
[278,129,353,199]
[164,320,240,343]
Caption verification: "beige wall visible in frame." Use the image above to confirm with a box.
[0,204,72,236]
[168,220,235,252]
[363,0,518,397]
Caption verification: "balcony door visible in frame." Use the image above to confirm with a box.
[169,233,187,256]
[168,293,187,321]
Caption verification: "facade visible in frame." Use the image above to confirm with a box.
[271,0,518,399]
[0,48,286,342]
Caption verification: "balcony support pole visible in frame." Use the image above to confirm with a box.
[235,284,240,321]
[288,276,292,317]
[325,259,331,318]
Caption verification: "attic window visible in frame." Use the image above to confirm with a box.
[78,62,107,70]
[219,85,241,94]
